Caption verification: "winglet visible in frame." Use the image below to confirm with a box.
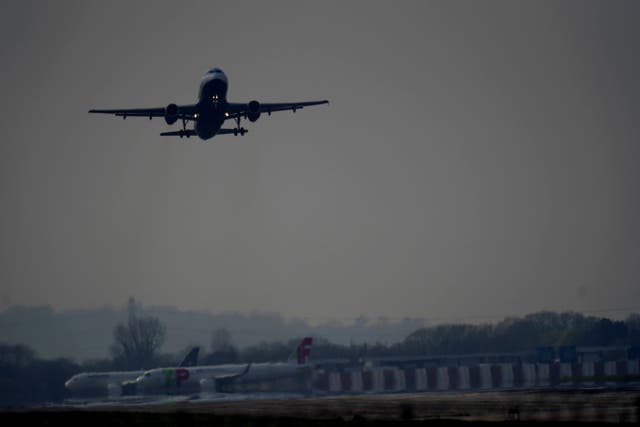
[242,362,252,376]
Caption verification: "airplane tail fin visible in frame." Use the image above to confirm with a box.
[288,337,312,365]
[178,346,200,367]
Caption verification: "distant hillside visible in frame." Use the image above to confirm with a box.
[0,303,425,361]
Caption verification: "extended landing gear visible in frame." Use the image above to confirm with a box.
[233,115,248,136]
[177,118,192,138]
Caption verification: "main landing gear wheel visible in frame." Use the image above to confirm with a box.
[233,115,247,136]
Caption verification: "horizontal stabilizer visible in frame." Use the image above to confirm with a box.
[160,128,247,138]
[160,130,197,138]
[217,128,242,135]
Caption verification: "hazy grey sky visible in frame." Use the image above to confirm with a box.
[1,1,639,322]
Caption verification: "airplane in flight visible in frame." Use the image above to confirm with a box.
[89,68,329,140]
[64,346,200,397]
[134,337,313,395]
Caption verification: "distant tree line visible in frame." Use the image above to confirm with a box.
[0,343,77,407]
[0,304,426,361]
[398,311,640,356]
[1,311,639,407]
[219,311,640,363]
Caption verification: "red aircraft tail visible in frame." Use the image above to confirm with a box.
[296,337,313,365]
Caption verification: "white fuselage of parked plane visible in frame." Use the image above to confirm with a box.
[136,364,244,394]
[136,362,309,394]
[65,370,143,396]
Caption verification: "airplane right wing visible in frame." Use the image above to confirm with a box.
[217,362,251,381]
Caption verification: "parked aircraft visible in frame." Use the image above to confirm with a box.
[89,68,328,140]
[135,337,312,394]
[234,337,313,384]
[64,346,199,397]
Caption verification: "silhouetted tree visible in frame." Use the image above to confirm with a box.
[627,313,640,345]
[202,328,238,364]
[0,343,36,367]
[400,311,640,356]
[0,343,80,406]
[239,339,299,363]
[211,328,232,352]
[586,318,627,346]
[110,314,166,370]
[81,357,117,372]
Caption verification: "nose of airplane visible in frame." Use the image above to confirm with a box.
[210,70,228,84]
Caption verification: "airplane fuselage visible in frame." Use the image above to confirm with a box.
[65,371,143,396]
[136,364,245,394]
[134,337,313,395]
[195,69,229,140]
[135,362,309,394]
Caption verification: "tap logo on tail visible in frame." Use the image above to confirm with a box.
[297,337,313,365]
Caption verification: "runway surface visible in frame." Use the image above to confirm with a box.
[51,388,640,423]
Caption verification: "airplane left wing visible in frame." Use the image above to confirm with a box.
[89,104,198,120]
[225,100,328,120]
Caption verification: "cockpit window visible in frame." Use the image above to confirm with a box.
[144,372,151,377]
[209,68,222,74]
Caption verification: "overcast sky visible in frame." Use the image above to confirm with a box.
[1,1,639,323]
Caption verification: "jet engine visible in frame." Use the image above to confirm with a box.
[247,100,261,122]
[164,103,179,125]
[106,382,122,397]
